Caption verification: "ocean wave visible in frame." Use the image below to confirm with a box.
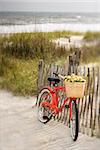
[0,23,100,34]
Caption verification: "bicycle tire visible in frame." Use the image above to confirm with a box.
[70,100,79,141]
[37,88,52,124]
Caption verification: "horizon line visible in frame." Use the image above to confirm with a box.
[0,11,99,13]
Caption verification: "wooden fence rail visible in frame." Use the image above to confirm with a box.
[37,57,100,137]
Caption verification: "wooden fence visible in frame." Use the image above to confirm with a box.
[37,56,100,137]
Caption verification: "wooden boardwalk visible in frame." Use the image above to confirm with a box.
[0,90,100,150]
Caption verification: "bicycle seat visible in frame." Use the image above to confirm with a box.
[48,77,60,83]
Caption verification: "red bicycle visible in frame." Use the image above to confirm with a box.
[37,72,79,141]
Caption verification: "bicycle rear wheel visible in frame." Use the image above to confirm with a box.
[70,100,79,141]
[37,88,52,124]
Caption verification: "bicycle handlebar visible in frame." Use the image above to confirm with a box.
[53,72,58,76]
[53,72,65,80]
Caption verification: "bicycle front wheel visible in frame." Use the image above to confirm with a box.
[70,100,79,141]
[37,88,52,124]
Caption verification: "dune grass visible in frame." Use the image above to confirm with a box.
[0,31,99,95]
[0,32,71,95]
[84,31,100,41]
[0,32,70,60]
[46,30,83,39]
[82,42,100,63]
[82,31,100,63]
[0,55,38,95]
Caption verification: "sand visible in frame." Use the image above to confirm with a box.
[0,90,100,150]
[52,35,84,49]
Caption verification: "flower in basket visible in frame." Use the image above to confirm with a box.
[64,74,86,82]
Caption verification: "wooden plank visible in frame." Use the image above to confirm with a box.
[43,64,51,86]
[79,67,84,130]
[91,67,99,136]
[60,66,67,123]
[78,66,84,120]
[62,59,70,125]
[82,67,90,134]
[56,66,64,121]
[96,66,100,137]
[78,66,87,131]
[78,66,86,119]
[37,59,44,90]
[86,68,93,136]
[63,107,69,125]
[80,67,92,135]
[68,55,73,75]
[89,67,95,136]
[51,64,59,121]
[63,56,69,75]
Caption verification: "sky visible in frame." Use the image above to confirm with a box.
[0,0,100,12]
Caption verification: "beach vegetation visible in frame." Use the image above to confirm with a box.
[0,31,100,95]
[82,42,100,63]
[84,31,100,41]
[0,32,71,95]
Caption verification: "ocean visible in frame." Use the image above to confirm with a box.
[0,12,100,33]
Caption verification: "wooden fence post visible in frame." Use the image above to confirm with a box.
[37,59,44,90]
[68,50,81,75]
[96,66,100,137]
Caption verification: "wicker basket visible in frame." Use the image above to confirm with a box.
[64,81,86,98]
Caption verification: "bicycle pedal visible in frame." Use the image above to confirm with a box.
[65,105,69,108]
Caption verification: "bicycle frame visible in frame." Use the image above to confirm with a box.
[41,86,79,120]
